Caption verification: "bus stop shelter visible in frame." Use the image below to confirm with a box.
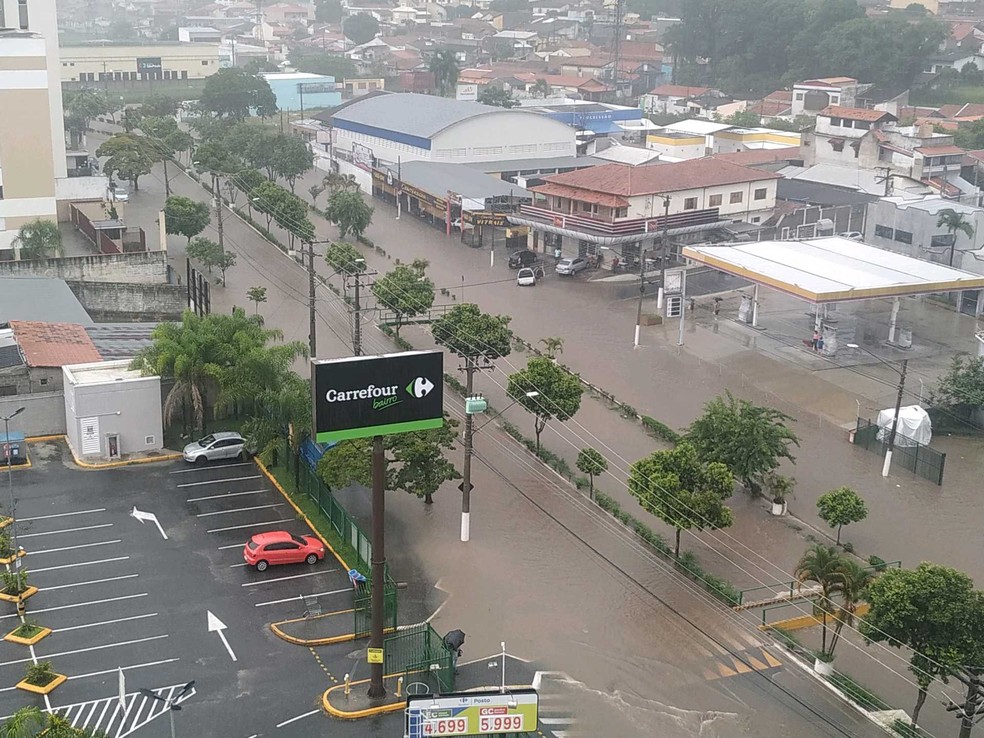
[682,237,984,345]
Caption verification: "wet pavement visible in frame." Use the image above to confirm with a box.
[88,126,984,734]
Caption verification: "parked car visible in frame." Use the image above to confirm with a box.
[839,231,863,241]
[508,250,539,269]
[111,185,129,203]
[243,530,325,571]
[182,431,247,465]
[517,267,538,286]
[556,257,588,276]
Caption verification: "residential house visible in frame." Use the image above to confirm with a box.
[523,74,614,102]
[489,30,538,59]
[922,48,984,75]
[263,2,316,23]
[558,55,613,79]
[0,321,102,397]
[745,90,793,122]
[508,157,781,262]
[790,77,860,118]
[639,84,709,115]
[855,86,910,118]
[712,128,801,154]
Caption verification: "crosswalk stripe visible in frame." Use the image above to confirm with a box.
[540,717,575,725]
[49,683,196,737]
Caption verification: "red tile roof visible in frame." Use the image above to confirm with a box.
[821,105,897,122]
[532,182,630,208]
[799,76,857,88]
[746,99,792,117]
[915,144,966,155]
[537,158,780,197]
[9,321,101,368]
[648,84,710,98]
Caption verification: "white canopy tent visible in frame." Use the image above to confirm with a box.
[682,237,984,343]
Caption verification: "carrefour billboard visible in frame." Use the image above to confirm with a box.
[313,351,444,443]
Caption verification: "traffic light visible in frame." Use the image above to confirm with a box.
[665,296,683,318]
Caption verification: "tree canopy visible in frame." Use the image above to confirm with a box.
[930,355,984,426]
[506,357,583,452]
[325,241,367,276]
[343,13,380,44]
[164,196,211,243]
[315,0,344,22]
[199,68,278,120]
[96,133,158,189]
[478,86,519,108]
[273,135,314,192]
[372,259,435,336]
[628,442,734,557]
[13,219,63,261]
[429,49,460,97]
[816,486,867,544]
[686,392,799,494]
[325,189,373,239]
[431,303,513,361]
[576,447,607,499]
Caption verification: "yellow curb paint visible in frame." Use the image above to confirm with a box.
[255,459,351,572]
[3,458,31,471]
[275,607,355,627]
[24,435,64,443]
[0,586,38,604]
[26,435,181,469]
[762,603,870,632]
[321,677,408,720]
[16,673,67,695]
[4,625,52,645]
[270,621,395,647]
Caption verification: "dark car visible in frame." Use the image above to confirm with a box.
[508,250,538,269]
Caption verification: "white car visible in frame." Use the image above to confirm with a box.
[556,257,588,276]
[517,267,537,286]
[111,186,129,203]
[839,231,863,241]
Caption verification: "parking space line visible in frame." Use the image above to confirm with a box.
[32,556,129,573]
[186,490,265,503]
[177,475,261,488]
[197,504,283,518]
[230,563,248,568]
[32,540,121,556]
[170,462,252,474]
[255,587,350,608]
[275,709,320,728]
[43,574,138,591]
[0,658,181,692]
[217,543,244,550]
[56,613,158,633]
[18,509,107,522]
[207,520,285,534]
[241,570,337,587]
[19,523,114,539]
[0,634,168,667]
[0,593,148,620]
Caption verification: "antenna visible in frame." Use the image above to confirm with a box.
[604,0,623,95]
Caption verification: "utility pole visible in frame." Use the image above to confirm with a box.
[656,194,670,309]
[949,668,984,738]
[352,273,362,356]
[460,355,476,542]
[875,167,893,198]
[307,242,317,358]
[212,173,225,254]
[368,432,386,698]
[882,358,907,477]
[636,194,670,348]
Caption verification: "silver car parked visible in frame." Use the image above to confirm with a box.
[556,257,588,276]
[183,431,247,465]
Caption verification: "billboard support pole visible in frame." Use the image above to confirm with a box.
[460,356,475,542]
[368,434,387,698]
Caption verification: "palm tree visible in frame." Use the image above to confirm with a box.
[242,373,311,463]
[429,49,460,97]
[539,336,564,359]
[826,559,875,660]
[794,543,845,657]
[0,706,105,737]
[13,219,63,261]
[936,208,975,266]
[531,79,551,98]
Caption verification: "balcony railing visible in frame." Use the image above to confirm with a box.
[517,204,722,236]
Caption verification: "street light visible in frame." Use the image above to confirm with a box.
[138,681,195,738]
[846,344,908,477]
[1,407,25,557]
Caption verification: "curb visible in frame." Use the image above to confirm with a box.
[27,435,182,469]
[270,619,396,647]
[255,459,351,572]
[321,678,407,720]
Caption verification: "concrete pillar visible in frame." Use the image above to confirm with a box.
[752,283,760,328]
[888,296,900,344]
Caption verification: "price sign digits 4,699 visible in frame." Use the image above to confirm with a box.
[424,717,468,736]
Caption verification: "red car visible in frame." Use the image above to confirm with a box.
[243,531,325,571]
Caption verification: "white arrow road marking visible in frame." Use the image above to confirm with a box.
[207,610,237,662]
[130,507,167,540]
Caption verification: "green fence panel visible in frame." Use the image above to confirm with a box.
[384,624,455,694]
[854,418,945,486]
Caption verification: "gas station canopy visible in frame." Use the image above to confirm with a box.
[682,237,984,303]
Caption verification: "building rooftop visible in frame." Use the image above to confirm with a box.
[776,179,877,207]
[9,321,102,368]
[659,119,733,136]
[538,157,779,197]
[84,323,158,359]
[797,76,857,88]
[468,154,598,174]
[331,92,547,140]
[648,84,710,97]
[63,359,147,386]
[820,106,897,123]
[711,148,802,167]
[262,71,333,81]
[381,161,531,201]
[0,277,93,325]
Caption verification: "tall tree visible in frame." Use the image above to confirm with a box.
[826,559,875,660]
[372,259,435,336]
[686,391,799,495]
[506,357,583,452]
[63,88,106,146]
[343,13,380,44]
[862,563,981,727]
[429,49,460,97]
[13,219,63,261]
[141,92,179,117]
[576,447,607,500]
[96,133,158,189]
[816,486,868,544]
[242,372,311,462]
[316,0,344,22]
[273,135,314,192]
[432,303,513,362]
[628,442,733,557]
[199,68,278,120]
[388,417,461,504]
[539,336,564,359]
[936,208,975,266]
[794,544,846,659]
[325,189,373,239]
[325,241,367,276]
[930,355,984,424]
[530,78,551,98]
[250,180,290,231]
[164,196,210,244]
[478,86,519,108]
[187,237,224,275]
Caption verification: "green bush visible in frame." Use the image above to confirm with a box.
[892,720,930,738]
[444,373,466,396]
[827,672,892,711]
[619,403,639,419]
[868,555,888,572]
[641,416,681,444]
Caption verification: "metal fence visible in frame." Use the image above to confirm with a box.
[354,580,398,639]
[384,624,455,694]
[854,418,946,486]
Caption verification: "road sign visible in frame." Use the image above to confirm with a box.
[406,689,538,738]
[313,351,444,443]
[367,647,383,664]
[457,482,473,493]
[665,296,683,319]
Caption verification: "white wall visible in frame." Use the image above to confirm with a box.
[431,111,576,162]
[626,179,778,220]
[645,139,704,160]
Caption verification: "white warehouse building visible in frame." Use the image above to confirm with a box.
[328,93,578,168]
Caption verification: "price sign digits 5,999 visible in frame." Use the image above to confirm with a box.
[479,715,524,732]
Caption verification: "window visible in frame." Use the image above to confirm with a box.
[0,386,16,397]
[754,188,767,201]
[181,70,188,79]
[202,60,209,65]
[708,194,722,207]
[729,191,743,204]
[854,120,870,130]
[830,139,845,152]
[874,224,893,239]
[751,216,761,223]
[683,197,697,210]
[828,117,841,126]
[18,0,28,29]
[893,229,913,244]
[614,207,627,218]
[795,92,804,101]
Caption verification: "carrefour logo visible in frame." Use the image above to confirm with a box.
[407,377,434,398]
[324,376,434,412]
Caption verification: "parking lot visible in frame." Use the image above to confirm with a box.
[0,440,359,737]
